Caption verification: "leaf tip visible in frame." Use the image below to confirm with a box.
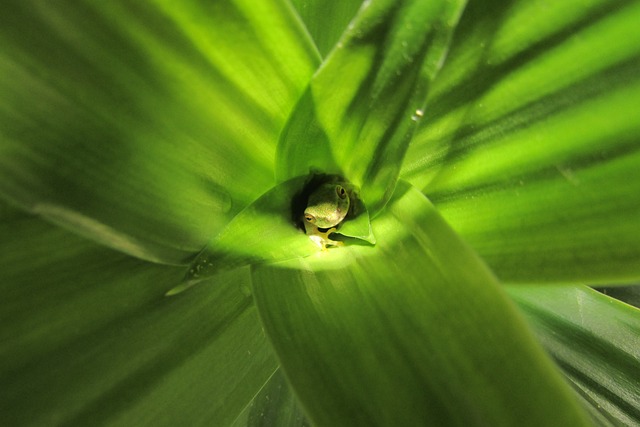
[165,279,199,297]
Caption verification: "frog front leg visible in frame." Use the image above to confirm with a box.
[303,221,344,250]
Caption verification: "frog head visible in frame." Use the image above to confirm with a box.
[303,183,350,229]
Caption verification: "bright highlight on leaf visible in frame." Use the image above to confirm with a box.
[171,174,375,295]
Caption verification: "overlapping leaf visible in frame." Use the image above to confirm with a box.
[2,0,639,426]
[401,0,640,284]
[0,0,319,264]
[173,171,380,295]
[290,0,363,58]
[169,177,319,294]
[599,285,640,309]
[231,369,309,427]
[277,0,467,215]
[508,285,640,426]
[252,182,591,427]
[0,203,278,426]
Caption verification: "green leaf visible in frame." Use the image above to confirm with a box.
[173,175,375,295]
[276,0,466,215]
[170,177,318,295]
[333,197,376,244]
[252,181,591,426]
[0,0,319,264]
[231,369,310,427]
[598,285,640,309]
[401,0,640,284]
[0,207,278,426]
[290,0,363,58]
[507,285,640,426]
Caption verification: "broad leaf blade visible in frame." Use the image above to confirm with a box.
[507,285,640,426]
[252,182,591,426]
[401,0,640,284]
[0,207,277,426]
[277,0,466,215]
[0,0,319,264]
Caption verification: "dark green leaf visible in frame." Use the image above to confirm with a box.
[252,181,591,426]
[0,208,277,426]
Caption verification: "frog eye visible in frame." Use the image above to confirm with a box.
[304,213,316,223]
[336,185,347,199]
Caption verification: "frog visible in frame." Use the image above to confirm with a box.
[302,182,350,249]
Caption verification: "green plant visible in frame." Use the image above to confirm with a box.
[1,0,639,426]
